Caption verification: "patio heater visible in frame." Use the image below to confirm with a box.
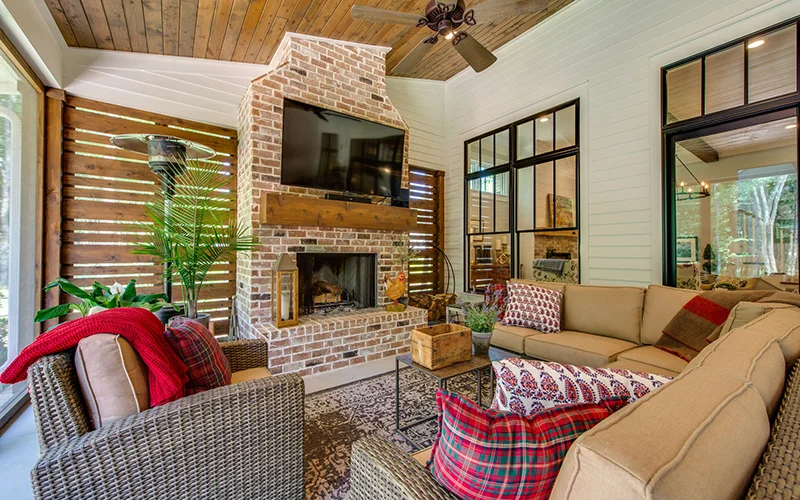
[110,134,215,303]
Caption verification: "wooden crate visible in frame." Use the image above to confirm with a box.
[411,324,472,370]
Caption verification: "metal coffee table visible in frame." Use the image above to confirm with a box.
[395,347,517,449]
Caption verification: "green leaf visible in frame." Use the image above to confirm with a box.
[134,293,169,304]
[120,279,137,302]
[44,278,94,302]
[34,303,73,323]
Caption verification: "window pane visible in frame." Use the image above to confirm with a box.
[535,114,554,155]
[480,176,494,233]
[495,172,510,232]
[518,232,579,283]
[517,166,534,230]
[555,157,577,228]
[748,25,797,103]
[517,120,533,159]
[535,162,554,229]
[480,136,493,169]
[467,179,481,234]
[705,44,744,114]
[674,114,798,290]
[666,59,702,123]
[495,130,510,166]
[555,105,576,149]
[467,140,480,173]
[469,234,510,292]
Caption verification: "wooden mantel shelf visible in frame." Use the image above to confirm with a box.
[259,192,417,231]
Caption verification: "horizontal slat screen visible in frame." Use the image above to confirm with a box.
[408,167,445,296]
[60,95,238,333]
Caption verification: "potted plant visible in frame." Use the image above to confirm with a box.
[132,156,258,327]
[461,297,503,355]
[34,278,170,323]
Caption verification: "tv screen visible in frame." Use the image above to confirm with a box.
[281,99,405,197]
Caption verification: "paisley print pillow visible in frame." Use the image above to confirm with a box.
[491,358,673,417]
[502,282,562,333]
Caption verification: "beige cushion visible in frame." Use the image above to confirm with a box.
[524,330,637,367]
[491,324,542,353]
[563,284,645,344]
[551,368,770,500]
[75,334,149,429]
[412,447,432,466]
[716,301,793,340]
[616,346,688,375]
[603,359,681,378]
[641,285,700,345]
[735,308,800,366]
[510,279,566,293]
[230,367,272,384]
[685,327,785,415]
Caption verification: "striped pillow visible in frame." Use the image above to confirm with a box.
[428,389,626,500]
[164,318,231,395]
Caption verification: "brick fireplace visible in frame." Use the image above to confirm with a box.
[236,33,426,377]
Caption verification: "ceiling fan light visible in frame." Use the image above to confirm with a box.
[445,31,456,40]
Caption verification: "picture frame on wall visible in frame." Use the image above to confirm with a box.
[676,236,699,263]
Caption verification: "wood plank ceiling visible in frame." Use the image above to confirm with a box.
[43,0,572,80]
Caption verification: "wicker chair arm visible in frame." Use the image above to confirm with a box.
[32,373,304,500]
[350,436,457,500]
[220,338,269,372]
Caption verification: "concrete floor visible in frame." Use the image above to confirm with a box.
[0,405,37,499]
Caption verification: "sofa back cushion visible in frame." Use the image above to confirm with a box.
[732,308,800,367]
[551,367,770,500]
[641,285,701,345]
[563,285,645,344]
[75,334,150,429]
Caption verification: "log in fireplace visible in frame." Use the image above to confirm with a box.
[297,253,377,315]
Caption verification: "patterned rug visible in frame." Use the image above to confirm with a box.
[304,366,493,499]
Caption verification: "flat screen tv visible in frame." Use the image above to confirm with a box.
[281,98,405,198]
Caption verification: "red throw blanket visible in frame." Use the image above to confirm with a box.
[0,308,188,406]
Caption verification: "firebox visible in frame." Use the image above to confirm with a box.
[296,253,377,315]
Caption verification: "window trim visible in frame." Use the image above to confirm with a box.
[464,99,580,291]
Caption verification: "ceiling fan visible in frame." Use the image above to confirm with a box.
[350,0,549,75]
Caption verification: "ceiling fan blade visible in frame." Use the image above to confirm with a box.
[452,33,497,73]
[350,6,424,25]
[392,37,437,75]
[469,0,548,24]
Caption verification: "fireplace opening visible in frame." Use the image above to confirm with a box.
[297,253,377,315]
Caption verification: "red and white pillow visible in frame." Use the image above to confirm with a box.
[428,389,627,500]
[491,358,673,417]
[502,282,562,333]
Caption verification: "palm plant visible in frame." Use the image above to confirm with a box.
[132,156,258,320]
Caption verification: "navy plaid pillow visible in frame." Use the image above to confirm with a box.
[164,318,231,395]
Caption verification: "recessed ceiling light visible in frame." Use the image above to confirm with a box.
[786,124,798,129]
[540,117,549,123]
[748,39,765,49]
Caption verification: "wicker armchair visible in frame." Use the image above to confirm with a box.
[27,339,305,500]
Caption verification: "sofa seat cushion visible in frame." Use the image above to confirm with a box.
[616,346,688,375]
[230,367,272,384]
[563,285,645,344]
[603,359,681,378]
[551,367,770,500]
[412,447,432,466]
[524,331,637,367]
[641,285,701,345]
[491,324,543,353]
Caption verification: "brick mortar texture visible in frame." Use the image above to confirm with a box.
[236,35,419,376]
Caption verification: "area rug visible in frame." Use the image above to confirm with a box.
[304,366,493,499]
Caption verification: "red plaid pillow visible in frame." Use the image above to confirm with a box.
[428,389,627,500]
[503,282,562,333]
[164,318,231,395]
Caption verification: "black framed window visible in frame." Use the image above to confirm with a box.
[662,16,800,290]
[464,100,580,291]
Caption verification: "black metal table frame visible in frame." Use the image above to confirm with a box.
[394,357,497,450]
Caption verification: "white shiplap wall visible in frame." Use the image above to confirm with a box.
[386,77,447,171]
[442,0,800,291]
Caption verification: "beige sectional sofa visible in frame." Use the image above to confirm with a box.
[351,305,800,500]
[491,280,702,377]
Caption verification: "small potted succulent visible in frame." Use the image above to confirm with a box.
[461,296,503,355]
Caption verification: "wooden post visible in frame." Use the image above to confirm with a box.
[436,170,446,294]
[42,89,65,331]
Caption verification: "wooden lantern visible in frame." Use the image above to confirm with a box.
[272,254,299,328]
